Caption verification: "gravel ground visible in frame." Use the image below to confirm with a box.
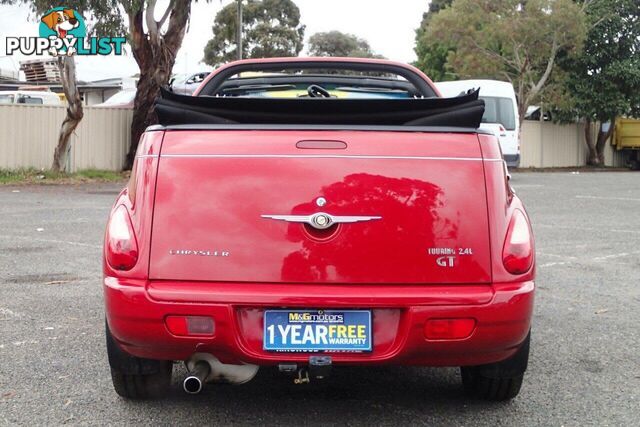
[0,172,638,426]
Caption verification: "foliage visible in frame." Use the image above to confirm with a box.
[551,0,640,165]
[555,0,640,122]
[0,0,124,36]
[423,0,586,123]
[203,0,305,65]
[414,0,454,81]
[308,31,383,58]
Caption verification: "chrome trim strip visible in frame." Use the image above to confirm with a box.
[148,124,495,136]
[157,154,503,161]
[136,154,159,159]
[261,212,382,230]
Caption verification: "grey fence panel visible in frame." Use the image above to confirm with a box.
[0,104,132,172]
[0,105,626,171]
[521,121,624,168]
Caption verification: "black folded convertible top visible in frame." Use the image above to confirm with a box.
[154,87,485,128]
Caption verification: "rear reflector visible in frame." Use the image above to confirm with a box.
[166,316,215,336]
[424,318,476,340]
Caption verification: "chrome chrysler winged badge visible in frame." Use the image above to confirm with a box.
[261,212,382,230]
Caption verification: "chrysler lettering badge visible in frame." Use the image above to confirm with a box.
[169,249,230,257]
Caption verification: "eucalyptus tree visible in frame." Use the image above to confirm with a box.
[203,0,305,65]
[421,0,587,127]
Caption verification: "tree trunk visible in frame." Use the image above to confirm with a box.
[52,56,83,172]
[517,99,527,130]
[584,118,600,166]
[125,2,192,169]
[517,98,527,144]
[127,51,159,170]
[595,118,615,166]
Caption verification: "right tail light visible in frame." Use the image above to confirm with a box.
[502,209,533,274]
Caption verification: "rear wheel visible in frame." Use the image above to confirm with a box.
[106,321,172,399]
[461,331,530,401]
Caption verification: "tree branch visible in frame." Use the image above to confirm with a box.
[467,36,519,71]
[158,0,175,29]
[127,10,138,48]
[164,0,192,51]
[527,37,558,104]
[146,0,159,44]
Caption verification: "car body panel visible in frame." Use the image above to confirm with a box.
[104,58,535,371]
[104,276,533,365]
[0,90,62,105]
[170,71,211,96]
[149,130,493,284]
[95,89,135,108]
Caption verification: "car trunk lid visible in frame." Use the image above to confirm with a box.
[149,129,492,284]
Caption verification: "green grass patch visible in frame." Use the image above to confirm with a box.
[75,169,125,181]
[0,168,127,184]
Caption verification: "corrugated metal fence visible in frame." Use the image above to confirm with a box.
[0,104,131,172]
[0,105,625,171]
[520,121,625,168]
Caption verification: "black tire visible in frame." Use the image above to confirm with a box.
[461,331,530,401]
[106,320,172,399]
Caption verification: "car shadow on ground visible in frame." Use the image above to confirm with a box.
[115,365,513,421]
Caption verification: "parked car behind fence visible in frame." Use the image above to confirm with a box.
[0,90,62,105]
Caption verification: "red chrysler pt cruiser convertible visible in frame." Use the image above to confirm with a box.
[104,57,535,401]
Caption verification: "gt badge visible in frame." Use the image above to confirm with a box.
[436,256,456,268]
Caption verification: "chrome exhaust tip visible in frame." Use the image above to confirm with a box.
[183,376,203,394]
[183,361,210,394]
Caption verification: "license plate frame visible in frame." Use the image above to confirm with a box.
[263,309,372,352]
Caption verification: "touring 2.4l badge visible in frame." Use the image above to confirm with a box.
[427,247,474,268]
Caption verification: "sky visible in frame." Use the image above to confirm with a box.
[0,0,427,82]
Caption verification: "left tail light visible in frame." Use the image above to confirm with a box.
[106,205,138,271]
[424,318,476,340]
[502,209,533,275]
[165,316,215,336]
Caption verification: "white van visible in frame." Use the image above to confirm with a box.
[435,80,520,167]
[0,90,62,106]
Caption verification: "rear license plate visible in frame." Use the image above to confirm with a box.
[263,310,372,352]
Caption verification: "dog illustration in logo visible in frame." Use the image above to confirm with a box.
[41,9,79,56]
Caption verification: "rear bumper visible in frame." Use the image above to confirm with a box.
[104,278,534,367]
[504,154,520,168]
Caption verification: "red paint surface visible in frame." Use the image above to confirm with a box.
[150,130,493,284]
[103,59,535,368]
[105,277,533,365]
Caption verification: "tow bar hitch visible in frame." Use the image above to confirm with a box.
[309,356,332,379]
[294,369,310,384]
[282,356,333,384]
